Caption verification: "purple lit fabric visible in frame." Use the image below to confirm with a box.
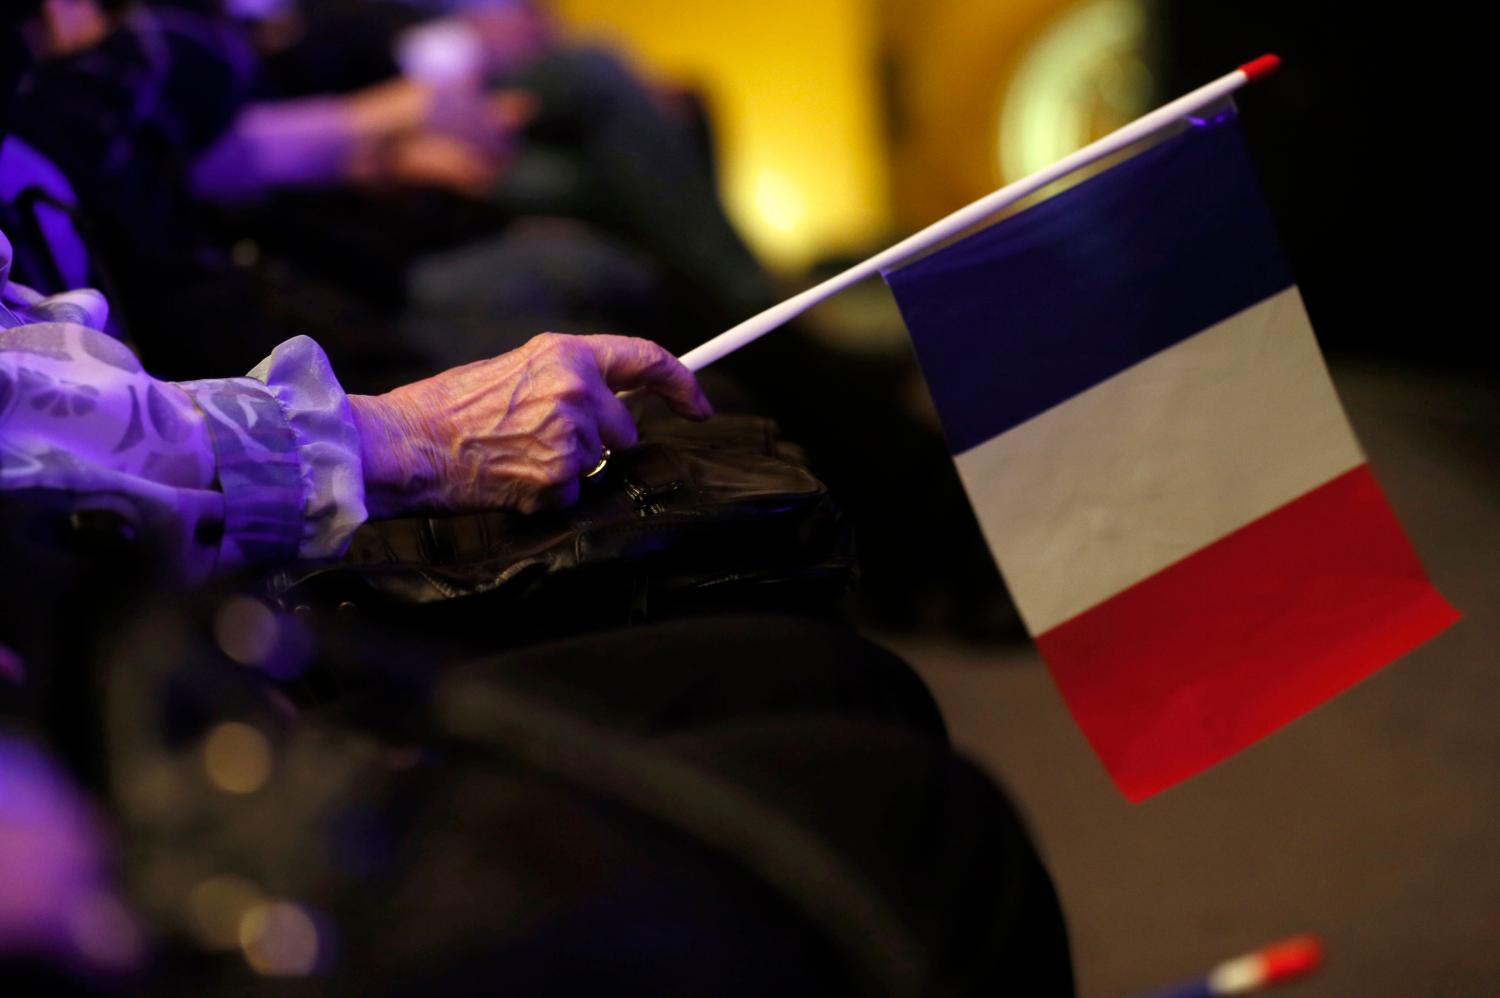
[1,230,367,580]
[181,338,368,566]
[0,137,91,292]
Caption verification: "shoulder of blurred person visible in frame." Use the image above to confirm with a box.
[11,0,257,195]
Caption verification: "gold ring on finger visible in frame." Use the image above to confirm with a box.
[583,447,612,479]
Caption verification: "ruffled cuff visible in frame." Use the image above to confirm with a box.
[180,336,367,568]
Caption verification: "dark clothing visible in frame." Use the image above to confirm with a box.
[455,612,949,741]
[8,6,286,377]
[432,614,1073,996]
[94,600,1072,996]
[1,465,1073,996]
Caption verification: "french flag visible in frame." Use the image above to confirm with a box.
[884,106,1458,800]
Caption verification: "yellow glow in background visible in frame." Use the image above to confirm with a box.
[554,0,892,271]
[553,1,1151,271]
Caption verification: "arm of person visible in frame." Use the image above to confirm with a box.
[0,321,363,581]
[2,308,709,580]
[188,77,526,202]
[187,78,433,202]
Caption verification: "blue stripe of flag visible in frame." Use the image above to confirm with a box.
[884,112,1294,456]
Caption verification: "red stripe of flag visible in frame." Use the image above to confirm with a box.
[1036,464,1459,800]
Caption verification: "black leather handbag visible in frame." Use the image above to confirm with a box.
[268,405,857,646]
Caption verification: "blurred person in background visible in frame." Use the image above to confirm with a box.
[208,0,784,376]
[4,0,499,383]
[6,0,782,378]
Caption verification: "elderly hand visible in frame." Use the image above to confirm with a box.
[349,333,712,518]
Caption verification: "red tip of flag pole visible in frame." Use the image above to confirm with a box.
[1239,53,1282,82]
[1258,934,1324,987]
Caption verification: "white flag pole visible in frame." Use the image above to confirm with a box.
[678,55,1281,373]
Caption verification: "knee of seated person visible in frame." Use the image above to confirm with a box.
[644,614,949,741]
[454,614,948,741]
[656,720,1072,995]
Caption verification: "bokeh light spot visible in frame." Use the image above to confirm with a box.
[66,889,144,972]
[201,722,273,795]
[188,874,264,950]
[239,900,321,977]
[213,596,279,667]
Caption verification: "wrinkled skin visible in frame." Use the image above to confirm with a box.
[349,333,712,518]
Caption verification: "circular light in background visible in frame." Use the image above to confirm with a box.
[238,900,321,977]
[201,722,274,795]
[998,0,1154,183]
[66,889,144,972]
[213,596,280,668]
[188,874,265,950]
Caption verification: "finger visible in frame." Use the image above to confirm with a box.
[581,335,713,420]
[569,417,605,475]
[591,387,639,451]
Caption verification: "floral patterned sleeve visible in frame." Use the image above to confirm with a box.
[178,336,368,567]
[1,277,367,581]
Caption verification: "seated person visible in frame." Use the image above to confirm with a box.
[0,221,1073,996]
[2,18,1072,988]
